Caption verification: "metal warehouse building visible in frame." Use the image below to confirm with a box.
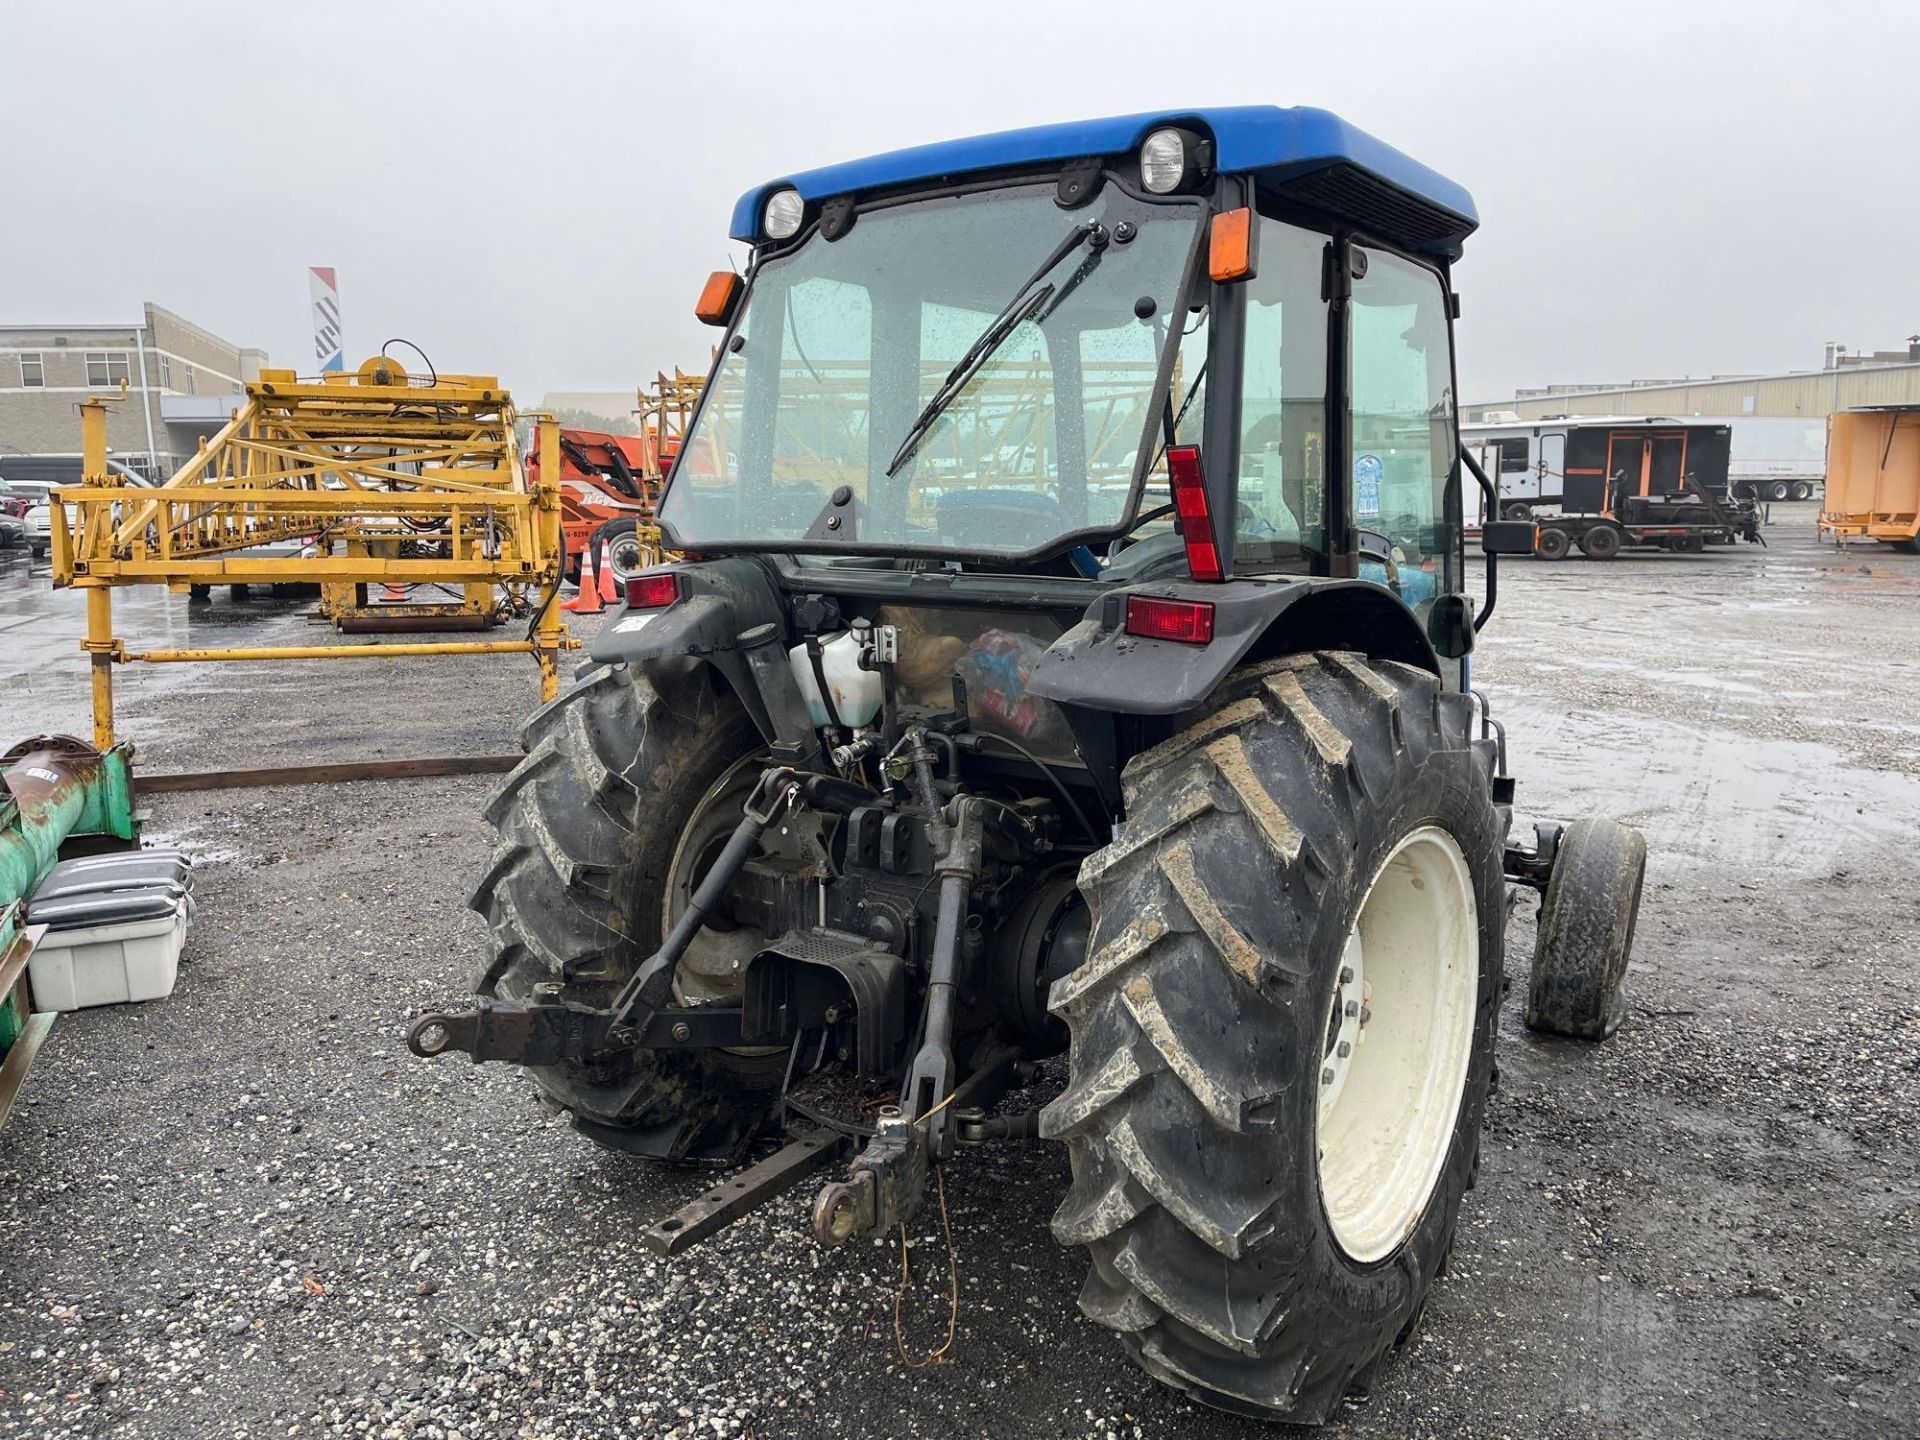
[1465,341,1920,424]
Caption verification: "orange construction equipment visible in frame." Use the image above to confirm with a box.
[527,371,705,584]
[532,429,655,582]
[1819,407,1920,553]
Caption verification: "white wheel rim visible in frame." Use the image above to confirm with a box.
[608,536,648,581]
[1316,825,1478,1264]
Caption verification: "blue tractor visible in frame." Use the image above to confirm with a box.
[413,107,1646,1422]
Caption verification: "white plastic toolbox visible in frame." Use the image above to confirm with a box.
[24,851,194,1012]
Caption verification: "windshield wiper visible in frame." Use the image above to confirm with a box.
[885,219,1107,478]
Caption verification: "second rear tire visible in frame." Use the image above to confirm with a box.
[1580,525,1622,560]
[1045,653,1505,1424]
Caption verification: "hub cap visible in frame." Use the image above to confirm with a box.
[1316,825,1478,1264]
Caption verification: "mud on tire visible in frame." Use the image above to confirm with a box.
[470,662,780,1162]
[1042,651,1507,1423]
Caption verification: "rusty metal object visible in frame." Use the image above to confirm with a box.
[0,913,51,1135]
[407,995,747,1064]
[134,754,521,795]
[2,737,137,916]
[0,1011,54,1134]
[811,1104,929,1248]
[641,1130,849,1257]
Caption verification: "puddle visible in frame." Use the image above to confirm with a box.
[1496,687,1920,878]
[138,826,253,868]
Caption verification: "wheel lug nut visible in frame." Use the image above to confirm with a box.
[1359,1006,1372,1026]
[1339,966,1355,985]
[1321,1066,1335,1086]
[1344,1000,1359,1018]
[1336,1040,1352,1058]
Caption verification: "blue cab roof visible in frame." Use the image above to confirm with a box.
[729,106,1478,258]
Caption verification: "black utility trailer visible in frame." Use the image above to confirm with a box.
[1535,423,1762,559]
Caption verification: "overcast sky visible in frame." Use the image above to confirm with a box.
[4,1,1915,405]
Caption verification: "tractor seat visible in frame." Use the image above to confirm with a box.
[935,489,1068,549]
[1097,530,1187,583]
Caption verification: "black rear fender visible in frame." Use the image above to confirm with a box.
[1027,578,1440,718]
[584,556,817,757]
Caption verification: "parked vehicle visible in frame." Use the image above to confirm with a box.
[1531,424,1762,558]
[0,480,28,549]
[409,106,1647,1424]
[1819,406,1920,552]
[1462,417,1739,518]
[0,454,151,560]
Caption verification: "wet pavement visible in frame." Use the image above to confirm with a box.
[0,505,1915,1439]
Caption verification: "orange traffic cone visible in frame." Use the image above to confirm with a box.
[598,551,620,604]
[562,545,603,614]
[381,582,409,603]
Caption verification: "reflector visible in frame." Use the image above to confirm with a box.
[625,572,680,609]
[1125,594,1216,645]
[1166,444,1224,582]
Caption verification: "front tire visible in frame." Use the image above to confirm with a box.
[1043,653,1505,1424]
[1526,818,1647,1040]
[470,663,782,1161]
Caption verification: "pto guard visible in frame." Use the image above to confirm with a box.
[1027,577,1441,716]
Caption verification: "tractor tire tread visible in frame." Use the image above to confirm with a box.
[1047,652,1506,1424]
[469,662,776,1163]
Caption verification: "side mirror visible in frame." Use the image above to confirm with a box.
[1481,519,1538,556]
[1428,592,1476,660]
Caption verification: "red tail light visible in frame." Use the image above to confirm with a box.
[1166,444,1223,582]
[1125,594,1216,645]
[624,572,680,609]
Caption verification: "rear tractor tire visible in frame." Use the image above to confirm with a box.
[1043,653,1506,1424]
[470,662,784,1162]
[1524,818,1647,1040]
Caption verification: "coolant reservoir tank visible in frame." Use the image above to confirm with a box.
[788,632,883,728]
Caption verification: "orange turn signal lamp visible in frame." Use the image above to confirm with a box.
[1208,207,1255,284]
[695,270,743,327]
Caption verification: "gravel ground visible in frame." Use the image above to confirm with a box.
[0,507,1915,1439]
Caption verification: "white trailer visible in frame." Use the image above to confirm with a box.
[1718,416,1826,501]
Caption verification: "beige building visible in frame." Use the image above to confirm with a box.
[0,303,266,479]
[1466,340,1920,424]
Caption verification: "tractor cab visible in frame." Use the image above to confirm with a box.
[662,108,1484,669]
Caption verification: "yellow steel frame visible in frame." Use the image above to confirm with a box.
[54,368,575,751]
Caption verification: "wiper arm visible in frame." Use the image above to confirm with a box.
[886,219,1106,478]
